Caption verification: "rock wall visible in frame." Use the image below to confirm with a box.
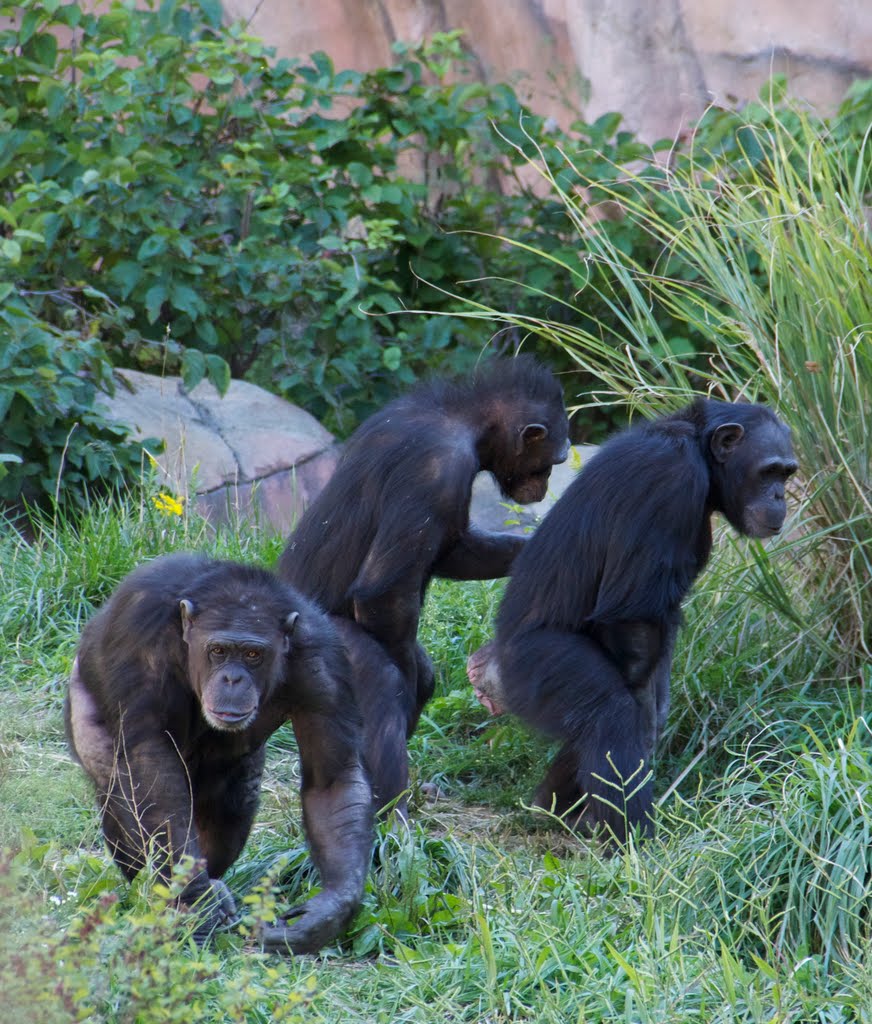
[223,0,872,141]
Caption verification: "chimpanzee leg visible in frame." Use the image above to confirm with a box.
[193,745,267,878]
[500,627,654,843]
[625,621,676,755]
[411,642,435,730]
[338,620,414,816]
[653,626,677,741]
[532,742,585,818]
[351,586,421,692]
[365,704,411,818]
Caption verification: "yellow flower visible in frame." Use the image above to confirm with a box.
[153,492,185,516]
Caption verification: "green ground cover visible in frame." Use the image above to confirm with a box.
[0,491,869,1023]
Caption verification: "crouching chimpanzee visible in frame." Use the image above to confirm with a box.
[65,553,372,953]
[278,355,570,815]
[468,399,797,845]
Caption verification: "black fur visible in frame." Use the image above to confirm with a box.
[278,356,569,815]
[66,553,372,953]
[494,399,796,844]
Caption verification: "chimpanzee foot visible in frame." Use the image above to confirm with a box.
[466,641,506,715]
[418,780,442,802]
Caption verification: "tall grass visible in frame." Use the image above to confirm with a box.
[3,489,872,1020]
[450,102,871,672]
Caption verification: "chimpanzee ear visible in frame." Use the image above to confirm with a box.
[281,611,299,655]
[710,423,745,463]
[179,599,195,641]
[517,422,548,454]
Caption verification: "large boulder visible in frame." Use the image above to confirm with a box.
[97,369,339,532]
[98,368,592,536]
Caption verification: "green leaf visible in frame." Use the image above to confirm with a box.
[199,0,223,27]
[170,282,202,319]
[109,260,143,300]
[43,83,67,121]
[0,238,22,263]
[181,348,206,393]
[30,31,58,68]
[18,10,40,45]
[137,234,167,261]
[204,353,231,394]
[144,283,168,323]
[382,345,402,372]
[12,229,44,244]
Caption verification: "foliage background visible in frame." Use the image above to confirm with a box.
[0,1,870,1021]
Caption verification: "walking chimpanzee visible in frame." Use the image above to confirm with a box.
[66,553,372,953]
[468,399,797,844]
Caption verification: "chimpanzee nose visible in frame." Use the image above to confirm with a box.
[222,669,245,685]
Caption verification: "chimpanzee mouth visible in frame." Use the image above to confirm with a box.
[748,520,783,539]
[207,707,256,730]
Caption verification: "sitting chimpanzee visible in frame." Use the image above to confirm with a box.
[65,553,372,953]
[278,355,570,815]
[468,398,797,844]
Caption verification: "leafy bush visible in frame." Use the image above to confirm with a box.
[0,849,316,1024]
[0,297,147,513]
[0,0,668,443]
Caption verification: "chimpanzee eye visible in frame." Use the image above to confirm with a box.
[244,648,263,665]
[209,645,225,659]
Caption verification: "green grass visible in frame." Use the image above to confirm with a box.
[1,492,870,1023]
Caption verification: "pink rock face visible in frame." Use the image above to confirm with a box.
[97,369,338,533]
[225,0,871,142]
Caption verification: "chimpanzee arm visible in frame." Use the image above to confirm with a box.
[433,526,525,580]
[99,728,215,905]
[259,708,372,955]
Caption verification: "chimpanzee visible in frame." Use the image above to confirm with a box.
[278,355,570,814]
[65,553,372,953]
[467,398,797,844]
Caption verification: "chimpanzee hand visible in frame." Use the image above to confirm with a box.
[259,889,357,956]
[188,879,241,945]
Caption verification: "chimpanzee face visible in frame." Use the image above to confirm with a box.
[180,601,298,732]
[710,417,798,538]
[498,415,572,504]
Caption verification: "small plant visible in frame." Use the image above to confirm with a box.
[0,851,317,1023]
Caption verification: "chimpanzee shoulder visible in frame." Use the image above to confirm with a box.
[498,404,713,634]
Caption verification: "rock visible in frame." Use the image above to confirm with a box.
[97,369,339,532]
